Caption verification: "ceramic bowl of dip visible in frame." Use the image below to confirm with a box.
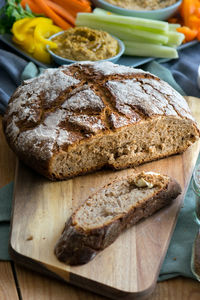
[46,30,125,65]
[92,0,182,20]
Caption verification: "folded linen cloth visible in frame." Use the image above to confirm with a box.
[0,42,200,281]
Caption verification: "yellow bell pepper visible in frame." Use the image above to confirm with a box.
[11,17,62,63]
[12,17,52,42]
[34,24,61,48]
[12,27,35,54]
[33,42,52,64]
[11,18,33,42]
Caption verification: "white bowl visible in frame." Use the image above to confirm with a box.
[92,0,182,20]
[46,31,125,65]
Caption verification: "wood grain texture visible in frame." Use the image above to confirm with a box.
[15,266,200,300]
[0,118,18,300]
[150,277,200,300]
[10,118,200,299]
[1,107,200,300]
[0,262,19,300]
[15,265,110,300]
[11,136,199,298]
[0,117,16,188]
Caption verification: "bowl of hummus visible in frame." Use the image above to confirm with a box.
[47,27,125,65]
[92,0,182,20]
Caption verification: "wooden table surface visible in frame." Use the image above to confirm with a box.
[1,97,200,300]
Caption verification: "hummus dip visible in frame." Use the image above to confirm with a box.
[105,0,178,10]
[52,27,119,61]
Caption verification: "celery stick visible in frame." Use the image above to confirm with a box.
[92,9,181,36]
[76,18,168,44]
[124,40,178,58]
[92,9,181,33]
[93,8,115,15]
[76,13,168,34]
[76,13,169,33]
[169,23,181,31]
[166,31,185,46]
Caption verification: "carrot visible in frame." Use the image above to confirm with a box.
[188,14,200,28]
[45,0,75,25]
[33,0,71,29]
[57,0,92,12]
[195,4,200,17]
[180,0,198,26]
[177,26,198,42]
[168,0,200,43]
[22,0,91,25]
[20,0,44,14]
[168,16,184,26]
[54,0,91,16]
[196,29,200,40]
[168,17,179,23]
[56,0,91,18]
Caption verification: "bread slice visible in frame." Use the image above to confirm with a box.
[54,171,182,265]
[3,61,200,180]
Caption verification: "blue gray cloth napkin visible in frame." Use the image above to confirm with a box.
[0,48,27,114]
[158,171,199,281]
[163,43,200,97]
[0,41,200,281]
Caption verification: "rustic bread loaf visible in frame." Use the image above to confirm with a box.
[54,171,182,265]
[3,61,200,180]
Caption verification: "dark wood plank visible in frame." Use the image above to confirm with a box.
[0,117,16,188]
[150,277,200,300]
[0,262,19,300]
[15,265,109,300]
[0,118,18,299]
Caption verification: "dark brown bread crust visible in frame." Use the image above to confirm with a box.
[3,61,200,180]
[54,176,181,265]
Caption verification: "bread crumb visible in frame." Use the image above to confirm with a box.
[173,257,177,261]
[26,235,33,241]
[4,61,198,181]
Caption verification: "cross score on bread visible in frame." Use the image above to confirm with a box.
[3,61,200,180]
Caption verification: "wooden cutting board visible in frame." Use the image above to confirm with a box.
[10,97,200,300]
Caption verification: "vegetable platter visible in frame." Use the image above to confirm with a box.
[0,0,199,66]
[0,32,198,69]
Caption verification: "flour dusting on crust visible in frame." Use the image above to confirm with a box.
[62,87,104,112]
[3,61,198,179]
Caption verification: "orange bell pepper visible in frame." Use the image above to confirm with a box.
[177,26,198,42]
[171,0,200,43]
